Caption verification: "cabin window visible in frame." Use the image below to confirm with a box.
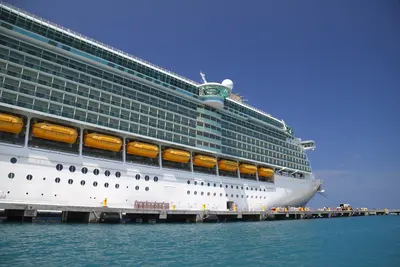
[8,173,14,179]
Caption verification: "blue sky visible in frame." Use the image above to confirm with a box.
[9,0,400,208]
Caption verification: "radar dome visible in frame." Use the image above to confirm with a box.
[221,79,233,90]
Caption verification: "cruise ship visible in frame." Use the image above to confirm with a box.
[0,2,322,212]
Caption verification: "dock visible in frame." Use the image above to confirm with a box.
[0,203,399,224]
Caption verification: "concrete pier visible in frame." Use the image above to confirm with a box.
[0,203,399,224]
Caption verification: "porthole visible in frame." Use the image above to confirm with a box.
[187,180,190,184]
[55,177,60,183]
[194,191,197,195]
[231,185,233,189]
[201,192,204,195]
[80,180,85,186]
[105,170,110,177]
[236,194,239,198]
[93,181,98,187]
[264,189,266,192]
[93,169,99,175]
[255,188,258,191]
[10,157,17,164]
[241,187,244,190]
[213,192,216,196]
[154,176,158,182]
[213,183,216,187]
[225,193,228,197]
[236,186,239,189]
[201,182,204,186]
[220,193,223,197]
[246,187,249,190]
[26,192,28,195]
[145,175,149,181]
[82,167,88,174]
[145,187,149,191]
[115,184,119,189]
[104,183,109,188]
[115,171,121,178]
[247,195,249,198]
[207,192,210,196]
[251,196,253,198]
[220,184,222,188]
[8,173,14,179]
[56,164,63,171]
[68,179,73,185]
[187,190,190,194]
[251,188,253,191]
[264,196,266,199]
[43,178,46,180]
[241,195,244,198]
[231,194,233,197]
[69,166,76,172]
[255,196,258,199]
[135,174,140,180]
[225,185,228,188]
[135,186,139,190]
[194,181,197,185]
[207,183,210,186]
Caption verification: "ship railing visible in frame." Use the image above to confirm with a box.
[0,1,199,86]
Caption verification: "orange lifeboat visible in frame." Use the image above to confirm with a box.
[258,167,274,178]
[32,122,78,144]
[162,148,190,163]
[193,154,217,168]
[218,159,238,172]
[126,141,159,158]
[0,113,23,134]
[84,133,122,152]
[239,163,257,175]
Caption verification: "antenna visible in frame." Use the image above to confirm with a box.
[200,71,207,83]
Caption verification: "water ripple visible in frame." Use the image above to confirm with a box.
[0,217,399,267]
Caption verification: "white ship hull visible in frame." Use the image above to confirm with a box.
[0,144,320,211]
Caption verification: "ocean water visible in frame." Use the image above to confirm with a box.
[0,216,399,267]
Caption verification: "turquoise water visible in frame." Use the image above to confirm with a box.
[1,216,399,267]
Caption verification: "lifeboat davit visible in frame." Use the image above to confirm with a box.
[258,167,274,178]
[0,113,23,134]
[193,154,217,168]
[32,122,78,144]
[84,133,122,152]
[239,163,257,175]
[162,148,190,163]
[218,159,238,172]
[126,141,159,158]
